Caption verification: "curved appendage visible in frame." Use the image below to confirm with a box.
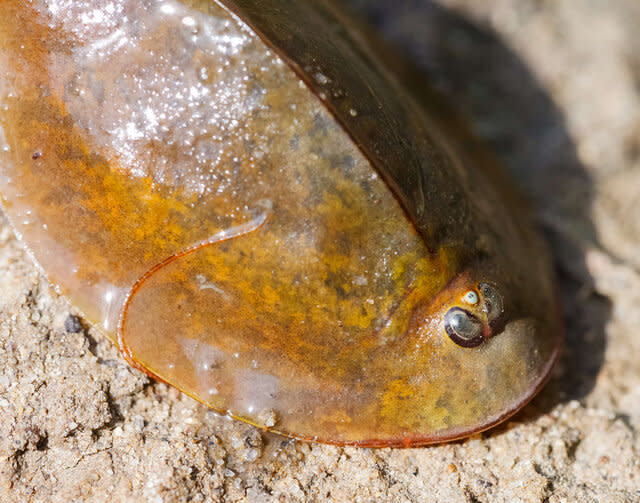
[116,212,270,378]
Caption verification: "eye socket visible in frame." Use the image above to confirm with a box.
[478,282,503,322]
[444,307,484,348]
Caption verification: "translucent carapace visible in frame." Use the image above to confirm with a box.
[0,0,561,446]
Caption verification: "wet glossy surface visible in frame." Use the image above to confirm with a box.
[0,0,561,446]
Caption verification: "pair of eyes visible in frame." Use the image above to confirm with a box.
[444,283,503,348]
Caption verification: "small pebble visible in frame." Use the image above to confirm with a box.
[64,314,84,333]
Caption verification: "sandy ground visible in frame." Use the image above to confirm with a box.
[1,1,639,501]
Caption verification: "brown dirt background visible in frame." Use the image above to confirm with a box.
[1,1,639,501]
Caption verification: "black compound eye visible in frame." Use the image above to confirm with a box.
[479,282,503,323]
[444,307,484,348]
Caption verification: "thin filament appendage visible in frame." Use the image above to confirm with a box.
[115,212,270,376]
